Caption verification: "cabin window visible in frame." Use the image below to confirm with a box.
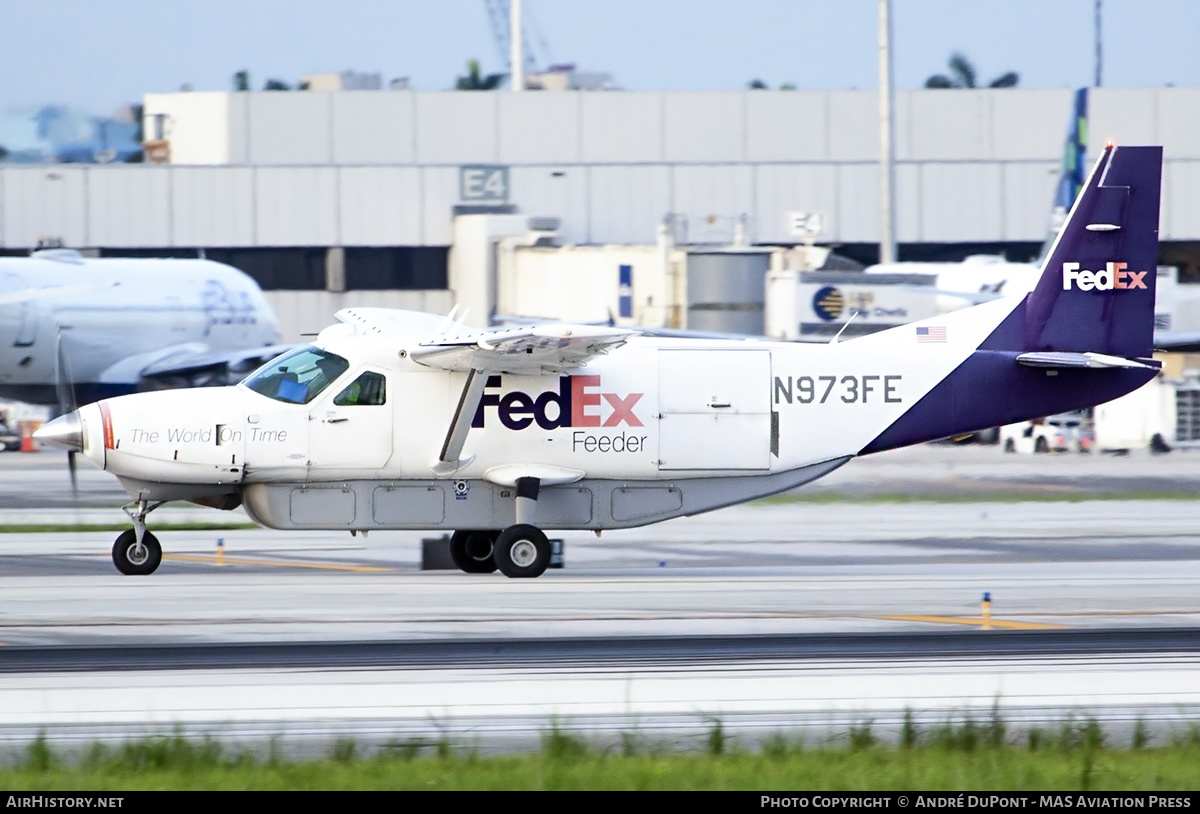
[333,371,387,406]
[241,345,349,404]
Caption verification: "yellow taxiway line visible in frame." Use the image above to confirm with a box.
[876,614,1067,630]
[162,553,392,573]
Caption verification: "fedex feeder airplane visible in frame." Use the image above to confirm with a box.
[37,145,1163,579]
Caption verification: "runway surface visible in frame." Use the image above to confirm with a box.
[1,445,1199,752]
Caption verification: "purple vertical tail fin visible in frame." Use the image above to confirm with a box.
[1023,144,1162,359]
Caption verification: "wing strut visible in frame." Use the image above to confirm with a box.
[432,369,488,475]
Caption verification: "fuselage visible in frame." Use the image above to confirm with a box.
[0,253,280,404]
[64,294,1156,532]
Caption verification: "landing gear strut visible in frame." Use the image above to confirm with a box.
[114,498,165,575]
[492,476,551,578]
[449,476,553,578]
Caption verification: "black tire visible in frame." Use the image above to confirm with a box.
[975,427,1000,446]
[449,530,497,574]
[1034,437,1050,454]
[112,529,162,575]
[1004,438,1016,453]
[493,524,551,579]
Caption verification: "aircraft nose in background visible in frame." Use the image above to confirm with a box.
[34,411,84,452]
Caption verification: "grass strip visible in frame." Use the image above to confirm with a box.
[3,718,1199,791]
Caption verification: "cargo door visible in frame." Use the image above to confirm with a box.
[657,349,770,470]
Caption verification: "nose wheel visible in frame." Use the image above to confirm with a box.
[112,529,162,575]
[113,498,166,575]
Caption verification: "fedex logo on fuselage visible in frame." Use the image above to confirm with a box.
[1062,261,1147,292]
[472,374,644,430]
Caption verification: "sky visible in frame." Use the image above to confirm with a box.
[1,0,1197,115]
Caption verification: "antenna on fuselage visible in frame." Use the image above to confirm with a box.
[830,311,858,345]
[436,305,467,338]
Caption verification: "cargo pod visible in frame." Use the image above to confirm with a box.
[657,349,771,470]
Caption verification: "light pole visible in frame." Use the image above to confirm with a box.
[878,0,897,264]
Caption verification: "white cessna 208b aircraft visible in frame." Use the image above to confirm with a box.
[38,145,1163,579]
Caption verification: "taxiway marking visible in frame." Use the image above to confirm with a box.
[877,614,1067,630]
[162,554,392,573]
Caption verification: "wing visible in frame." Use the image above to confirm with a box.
[410,323,637,374]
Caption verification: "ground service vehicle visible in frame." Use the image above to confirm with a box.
[1001,413,1094,453]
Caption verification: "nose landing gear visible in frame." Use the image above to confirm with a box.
[113,498,166,575]
[112,529,162,575]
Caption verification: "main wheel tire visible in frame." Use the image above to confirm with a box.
[1035,437,1050,454]
[112,529,162,575]
[449,530,497,574]
[1004,438,1016,453]
[493,524,551,579]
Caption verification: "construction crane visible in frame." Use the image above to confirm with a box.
[482,0,549,77]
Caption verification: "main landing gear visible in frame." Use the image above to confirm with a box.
[449,525,552,578]
[449,476,553,579]
[113,498,165,575]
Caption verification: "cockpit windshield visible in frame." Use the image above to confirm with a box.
[241,346,349,405]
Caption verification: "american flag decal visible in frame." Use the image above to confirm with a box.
[916,326,947,343]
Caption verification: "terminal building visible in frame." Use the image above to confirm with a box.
[1,86,1199,339]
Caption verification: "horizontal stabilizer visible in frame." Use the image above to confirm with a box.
[1015,351,1156,370]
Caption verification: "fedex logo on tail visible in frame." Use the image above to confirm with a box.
[1062,262,1148,292]
[472,375,644,430]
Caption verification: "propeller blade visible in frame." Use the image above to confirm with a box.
[54,329,79,415]
[54,327,80,496]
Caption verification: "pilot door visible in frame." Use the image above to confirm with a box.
[307,369,394,472]
[657,349,771,470]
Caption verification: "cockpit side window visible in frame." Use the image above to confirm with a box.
[241,346,349,404]
[333,370,387,406]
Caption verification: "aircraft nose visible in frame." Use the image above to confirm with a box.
[34,411,84,452]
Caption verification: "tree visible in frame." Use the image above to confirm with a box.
[263,79,291,91]
[925,53,1018,89]
[233,70,250,92]
[456,59,505,91]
